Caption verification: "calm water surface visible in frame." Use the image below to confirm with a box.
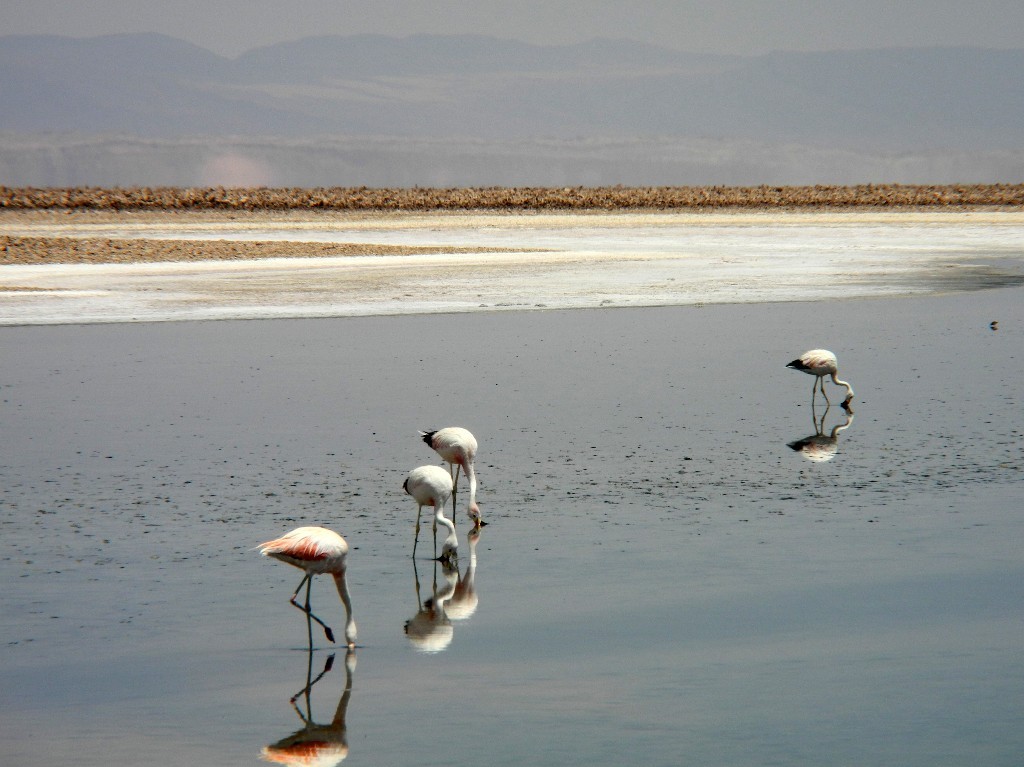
[1,286,1022,766]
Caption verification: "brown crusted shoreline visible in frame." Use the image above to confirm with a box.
[0,235,522,266]
[3,184,1024,211]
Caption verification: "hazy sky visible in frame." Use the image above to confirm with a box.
[3,0,1023,57]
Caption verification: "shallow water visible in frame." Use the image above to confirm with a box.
[2,280,1022,765]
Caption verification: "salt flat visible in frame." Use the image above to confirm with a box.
[2,210,1023,324]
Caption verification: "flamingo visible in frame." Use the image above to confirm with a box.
[420,427,481,526]
[403,465,458,563]
[258,526,357,649]
[786,349,854,409]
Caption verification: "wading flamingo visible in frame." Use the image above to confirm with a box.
[420,427,481,525]
[258,526,357,648]
[404,465,458,563]
[786,349,854,409]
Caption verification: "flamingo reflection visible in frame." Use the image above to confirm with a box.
[404,526,483,652]
[405,556,459,653]
[788,403,855,462]
[261,648,356,766]
[445,526,482,622]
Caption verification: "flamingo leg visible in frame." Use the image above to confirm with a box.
[413,503,440,558]
[412,506,442,559]
[304,587,314,660]
[451,464,461,528]
[288,574,336,644]
[819,376,831,405]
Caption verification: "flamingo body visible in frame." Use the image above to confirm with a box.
[260,526,349,573]
[786,348,854,407]
[421,427,480,524]
[404,465,458,562]
[259,526,357,648]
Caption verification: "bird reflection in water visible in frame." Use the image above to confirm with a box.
[405,526,483,652]
[405,555,459,653]
[261,629,357,765]
[445,526,481,623]
[788,402,855,463]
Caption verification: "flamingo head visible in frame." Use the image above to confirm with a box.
[468,501,482,527]
[841,395,854,413]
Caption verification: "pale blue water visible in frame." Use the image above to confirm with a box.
[1,286,1022,766]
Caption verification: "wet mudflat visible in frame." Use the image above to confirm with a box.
[1,286,1023,766]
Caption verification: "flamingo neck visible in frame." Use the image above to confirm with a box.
[464,462,479,520]
[830,373,854,399]
[435,505,459,559]
[333,570,357,648]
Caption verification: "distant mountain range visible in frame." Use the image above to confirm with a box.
[1,33,1022,186]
